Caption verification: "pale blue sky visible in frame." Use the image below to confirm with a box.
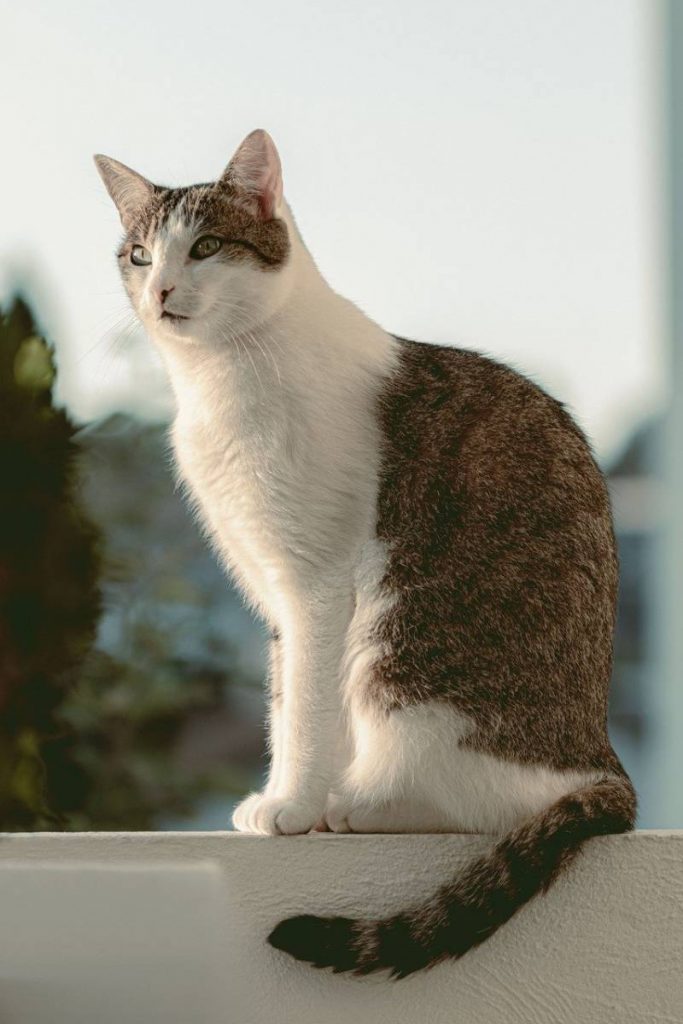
[1,0,662,459]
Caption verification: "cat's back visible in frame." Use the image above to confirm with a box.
[378,338,613,559]
[373,338,619,771]
[380,338,601,478]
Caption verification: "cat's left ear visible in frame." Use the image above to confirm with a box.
[218,129,283,220]
[94,155,156,229]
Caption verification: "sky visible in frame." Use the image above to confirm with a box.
[1,0,664,461]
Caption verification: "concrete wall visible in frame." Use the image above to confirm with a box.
[0,830,681,1024]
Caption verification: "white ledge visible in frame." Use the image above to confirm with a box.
[0,830,681,1023]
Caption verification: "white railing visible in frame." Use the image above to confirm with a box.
[0,830,680,1023]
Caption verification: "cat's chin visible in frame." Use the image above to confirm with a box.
[155,312,194,337]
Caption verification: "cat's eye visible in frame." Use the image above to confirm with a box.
[190,235,222,260]
[131,245,152,267]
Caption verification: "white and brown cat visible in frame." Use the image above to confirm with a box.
[96,130,635,977]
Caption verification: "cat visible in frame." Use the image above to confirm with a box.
[95,129,636,977]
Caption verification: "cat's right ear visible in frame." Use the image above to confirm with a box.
[218,130,283,220]
[94,155,155,229]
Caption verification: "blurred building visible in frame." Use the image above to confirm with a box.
[74,414,268,827]
[607,418,660,820]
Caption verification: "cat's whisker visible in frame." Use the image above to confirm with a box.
[76,310,139,367]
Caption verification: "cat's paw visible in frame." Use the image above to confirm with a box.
[232,792,322,835]
[323,792,356,833]
[324,793,400,833]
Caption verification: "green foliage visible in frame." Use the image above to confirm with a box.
[58,647,234,830]
[0,296,102,827]
[0,296,262,830]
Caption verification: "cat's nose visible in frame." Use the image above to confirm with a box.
[158,286,175,306]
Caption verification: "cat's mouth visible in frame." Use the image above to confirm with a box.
[160,311,190,325]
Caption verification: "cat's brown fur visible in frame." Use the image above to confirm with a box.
[374,340,621,774]
[116,184,290,272]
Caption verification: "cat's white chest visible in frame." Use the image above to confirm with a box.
[164,324,392,625]
[172,400,302,617]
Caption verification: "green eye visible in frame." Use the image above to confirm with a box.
[131,244,152,266]
[190,235,222,260]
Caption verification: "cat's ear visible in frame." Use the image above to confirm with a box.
[218,129,283,220]
[94,155,156,229]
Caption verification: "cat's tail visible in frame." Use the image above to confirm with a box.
[267,773,635,978]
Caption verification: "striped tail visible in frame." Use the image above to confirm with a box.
[268,775,636,978]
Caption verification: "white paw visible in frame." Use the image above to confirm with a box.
[324,792,407,833]
[323,792,356,834]
[232,792,323,836]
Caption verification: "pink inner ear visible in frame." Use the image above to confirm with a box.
[258,165,281,220]
[225,130,283,220]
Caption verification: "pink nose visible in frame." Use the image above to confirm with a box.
[158,286,175,306]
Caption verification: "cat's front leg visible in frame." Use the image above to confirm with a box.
[233,575,353,836]
[264,629,284,797]
[232,633,286,831]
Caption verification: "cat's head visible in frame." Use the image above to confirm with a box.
[95,130,295,344]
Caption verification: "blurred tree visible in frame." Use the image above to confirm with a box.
[0,295,264,830]
[0,295,101,828]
